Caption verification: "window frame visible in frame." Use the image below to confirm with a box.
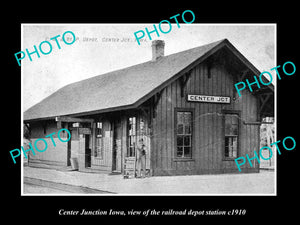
[222,109,241,161]
[94,121,103,159]
[127,116,137,157]
[174,108,195,161]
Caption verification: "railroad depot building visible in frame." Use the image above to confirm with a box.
[23,39,274,176]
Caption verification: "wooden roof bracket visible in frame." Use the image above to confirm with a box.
[23,122,31,136]
[152,90,163,118]
[258,93,272,116]
[240,69,250,81]
[139,106,152,129]
[179,70,192,98]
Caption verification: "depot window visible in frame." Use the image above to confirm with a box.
[175,109,193,159]
[127,117,136,157]
[223,111,240,159]
[94,122,103,159]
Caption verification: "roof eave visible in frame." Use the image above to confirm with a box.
[24,103,136,123]
[222,39,274,92]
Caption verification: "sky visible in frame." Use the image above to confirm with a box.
[22,24,276,112]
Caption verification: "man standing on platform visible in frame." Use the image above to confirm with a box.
[136,138,146,178]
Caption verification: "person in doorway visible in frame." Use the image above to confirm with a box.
[136,138,146,178]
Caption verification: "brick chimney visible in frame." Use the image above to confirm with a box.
[152,40,165,61]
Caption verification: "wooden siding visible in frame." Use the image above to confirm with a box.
[28,121,67,166]
[27,57,260,175]
[90,112,151,172]
[91,120,112,171]
[152,60,259,175]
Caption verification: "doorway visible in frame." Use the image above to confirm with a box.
[85,134,91,168]
[67,129,72,166]
[112,119,122,172]
[67,139,71,166]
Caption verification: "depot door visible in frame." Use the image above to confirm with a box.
[112,119,122,172]
[67,131,71,166]
[85,134,91,168]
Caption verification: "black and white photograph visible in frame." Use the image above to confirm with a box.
[4,6,298,223]
[21,24,276,195]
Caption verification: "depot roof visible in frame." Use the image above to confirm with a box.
[24,38,274,122]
